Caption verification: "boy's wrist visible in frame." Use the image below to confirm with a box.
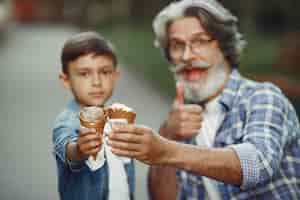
[66,141,88,161]
[75,142,89,160]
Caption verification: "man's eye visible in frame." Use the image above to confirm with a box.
[171,42,184,50]
[193,38,212,45]
[193,39,204,46]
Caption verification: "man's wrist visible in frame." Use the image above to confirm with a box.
[159,137,180,165]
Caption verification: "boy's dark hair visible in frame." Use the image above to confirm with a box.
[61,31,117,74]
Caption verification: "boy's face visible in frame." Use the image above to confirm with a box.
[60,53,119,107]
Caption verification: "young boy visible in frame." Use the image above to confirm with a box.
[52,32,135,200]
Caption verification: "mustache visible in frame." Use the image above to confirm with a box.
[170,61,211,73]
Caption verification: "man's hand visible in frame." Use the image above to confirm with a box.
[108,123,243,186]
[77,127,102,159]
[108,124,169,165]
[161,82,203,141]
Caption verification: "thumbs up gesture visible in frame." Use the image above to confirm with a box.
[160,82,203,141]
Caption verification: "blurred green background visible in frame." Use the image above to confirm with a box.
[78,0,300,115]
[5,0,299,114]
[5,0,300,109]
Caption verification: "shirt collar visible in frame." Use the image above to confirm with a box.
[218,69,242,111]
[67,99,81,113]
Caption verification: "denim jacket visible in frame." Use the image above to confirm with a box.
[52,100,135,200]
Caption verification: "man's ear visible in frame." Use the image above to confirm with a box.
[59,72,70,90]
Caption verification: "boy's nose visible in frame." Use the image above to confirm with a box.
[91,74,102,86]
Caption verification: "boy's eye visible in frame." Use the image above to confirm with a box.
[79,72,89,77]
[100,69,114,76]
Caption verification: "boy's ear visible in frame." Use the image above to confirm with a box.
[113,66,120,84]
[59,72,70,90]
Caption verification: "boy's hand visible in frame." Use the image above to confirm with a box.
[161,82,203,141]
[77,127,102,159]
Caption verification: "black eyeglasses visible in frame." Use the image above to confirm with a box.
[169,37,215,58]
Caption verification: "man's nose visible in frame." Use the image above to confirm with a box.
[181,44,196,63]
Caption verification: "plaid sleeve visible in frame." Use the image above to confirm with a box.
[230,142,260,189]
[234,84,289,189]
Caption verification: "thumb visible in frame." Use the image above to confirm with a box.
[174,82,184,105]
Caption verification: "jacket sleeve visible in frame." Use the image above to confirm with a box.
[52,110,85,172]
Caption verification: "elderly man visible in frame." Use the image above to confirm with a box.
[108,0,300,199]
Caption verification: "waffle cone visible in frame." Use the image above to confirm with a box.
[108,110,136,124]
[79,112,106,160]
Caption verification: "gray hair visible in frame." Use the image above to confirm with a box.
[153,0,246,67]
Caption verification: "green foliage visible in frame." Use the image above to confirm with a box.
[240,31,279,75]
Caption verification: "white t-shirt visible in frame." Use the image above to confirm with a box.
[195,97,225,200]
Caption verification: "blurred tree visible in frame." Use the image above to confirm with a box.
[276,32,300,76]
[219,0,257,32]
[255,0,300,34]
[128,0,173,21]
[13,0,63,22]
[74,0,132,28]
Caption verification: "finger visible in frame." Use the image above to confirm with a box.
[80,140,102,152]
[180,122,202,130]
[79,129,100,138]
[78,133,101,144]
[108,133,142,144]
[181,128,200,136]
[112,124,150,136]
[179,112,203,122]
[85,147,102,155]
[111,123,133,132]
[173,82,184,106]
[108,140,141,151]
[80,126,96,134]
[77,138,102,148]
[111,148,139,158]
[111,121,127,130]
[187,115,203,123]
[181,104,203,113]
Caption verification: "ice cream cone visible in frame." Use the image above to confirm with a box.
[79,106,105,160]
[107,110,136,124]
[106,103,136,124]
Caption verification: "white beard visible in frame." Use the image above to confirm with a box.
[174,59,229,103]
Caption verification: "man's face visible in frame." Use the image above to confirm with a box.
[167,16,230,102]
[60,53,119,107]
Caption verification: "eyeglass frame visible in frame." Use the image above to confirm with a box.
[168,34,215,59]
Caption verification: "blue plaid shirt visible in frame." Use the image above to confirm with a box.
[177,69,300,200]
